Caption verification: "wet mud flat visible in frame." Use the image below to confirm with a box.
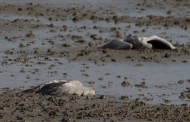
[1,89,190,122]
[0,0,190,121]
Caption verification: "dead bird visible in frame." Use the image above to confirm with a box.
[102,35,176,50]
[23,79,95,96]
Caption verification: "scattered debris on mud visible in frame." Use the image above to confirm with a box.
[1,0,190,121]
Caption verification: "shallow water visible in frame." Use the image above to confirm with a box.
[0,0,190,105]
[1,51,190,105]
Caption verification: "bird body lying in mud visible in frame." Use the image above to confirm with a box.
[102,39,133,49]
[23,79,95,96]
[102,35,176,50]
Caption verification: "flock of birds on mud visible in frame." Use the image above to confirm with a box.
[24,35,176,96]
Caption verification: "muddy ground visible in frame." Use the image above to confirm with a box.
[0,88,190,122]
[0,0,190,121]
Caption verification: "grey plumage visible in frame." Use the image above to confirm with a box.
[146,36,176,49]
[23,79,95,96]
[102,35,176,50]
[102,39,133,49]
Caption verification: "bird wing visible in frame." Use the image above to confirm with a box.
[146,36,176,49]
[22,80,68,94]
[102,39,132,49]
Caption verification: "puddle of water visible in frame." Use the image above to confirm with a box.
[0,53,190,105]
[1,16,189,50]
[2,0,189,18]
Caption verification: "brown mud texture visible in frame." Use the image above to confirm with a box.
[0,89,190,122]
[0,0,190,122]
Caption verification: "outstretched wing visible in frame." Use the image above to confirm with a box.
[23,79,95,96]
[102,39,132,49]
[146,36,176,49]
[23,81,66,94]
